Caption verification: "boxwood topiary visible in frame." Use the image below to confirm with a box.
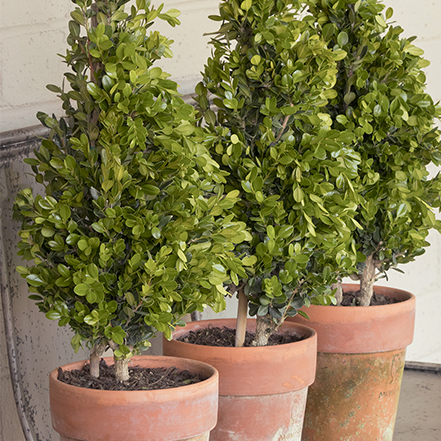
[195,0,363,346]
[13,0,249,382]
[301,0,441,305]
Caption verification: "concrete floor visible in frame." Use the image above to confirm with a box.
[394,363,441,440]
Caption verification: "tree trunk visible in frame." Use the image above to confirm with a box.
[253,313,277,347]
[89,343,105,378]
[358,254,376,306]
[332,281,343,306]
[114,356,130,382]
[235,288,248,347]
[191,311,201,321]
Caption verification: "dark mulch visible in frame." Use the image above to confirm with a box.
[340,290,401,306]
[177,325,305,347]
[57,358,206,391]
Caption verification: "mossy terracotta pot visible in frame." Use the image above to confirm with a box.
[49,355,218,441]
[288,284,416,441]
[163,319,317,441]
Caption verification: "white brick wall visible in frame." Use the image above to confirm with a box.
[0,0,220,132]
[0,0,71,131]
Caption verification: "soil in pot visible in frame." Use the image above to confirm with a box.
[177,325,305,347]
[339,289,400,306]
[57,358,206,391]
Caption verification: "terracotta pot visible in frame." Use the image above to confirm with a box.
[288,284,416,441]
[163,318,317,441]
[49,355,218,441]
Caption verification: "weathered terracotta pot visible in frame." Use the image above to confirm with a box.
[163,319,317,441]
[288,284,416,441]
[49,355,218,441]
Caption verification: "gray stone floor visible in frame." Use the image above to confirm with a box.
[394,363,441,440]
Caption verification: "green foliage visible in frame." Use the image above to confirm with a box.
[195,0,363,326]
[14,0,249,362]
[302,0,441,284]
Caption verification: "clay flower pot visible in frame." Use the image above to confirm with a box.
[163,319,317,441]
[49,355,219,441]
[289,284,416,441]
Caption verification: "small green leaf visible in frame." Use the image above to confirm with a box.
[373,104,382,117]
[92,222,105,233]
[337,31,348,47]
[385,7,393,20]
[87,83,101,98]
[231,134,240,144]
[17,266,30,275]
[241,0,252,11]
[46,311,61,321]
[336,115,348,125]
[42,227,55,237]
[404,45,425,56]
[251,55,261,65]
[257,305,269,316]
[175,123,195,136]
[293,186,304,202]
[322,89,338,99]
[59,205,71,221]
[150,67,163,79]
[344,92,356,105]
[177,249,187,262]
[26,274,45,287]
[46,84,61,93]
[267,225,275,239]
[74,284,89,296]
[144,185,160,196]
[375,14,387,28]
[242,256,257,266]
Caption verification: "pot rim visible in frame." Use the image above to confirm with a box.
[289,284,416,353]
[50,354,218,396]
[164,319,317,395]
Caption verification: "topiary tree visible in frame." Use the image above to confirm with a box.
[194,0,362,346]
[301,0,441,305]
[13,0,249,383]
